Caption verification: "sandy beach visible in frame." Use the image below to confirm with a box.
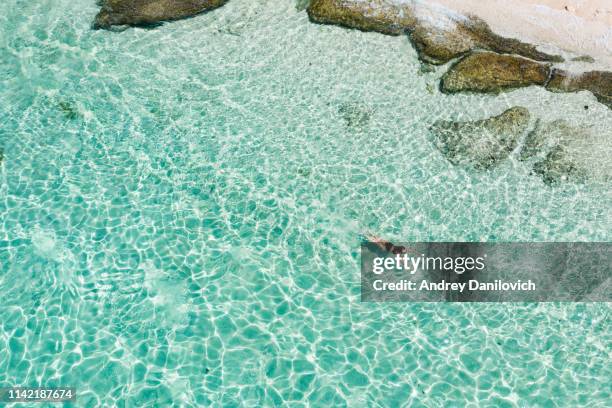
[432,0,612,68]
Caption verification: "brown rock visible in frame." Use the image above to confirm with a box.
[409,15,562,65]
[94,0,229,29]
[307,0,416,35]
[546,69,612,109]
[307,1,562,64]
[464,16,562,63]
[441,52,551,94]
[408,19,474,64]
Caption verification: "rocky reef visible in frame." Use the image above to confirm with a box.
[307,0,561,64]
[441,52,551,94]
[440,54,612,106]
[92,0,611,111]
[93,0,229,29]
[546,70,612,109]
[430,107,530,169]
[520,120,611,184]
[431,108,611,184]
[306,0,612,111]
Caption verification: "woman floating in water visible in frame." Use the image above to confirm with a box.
[366,234,407,254]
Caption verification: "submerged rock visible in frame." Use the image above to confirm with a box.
[546,69,612,109]
[307,0,561,64]
[338,102,372,129]
[441,52,551,94]
[520,120,612,184]
[57,100,80,120]
[571,55,595,63]
[519,119,562,162]
[430,107,530,169]
[93,0,229,29]
[418,62,437,74]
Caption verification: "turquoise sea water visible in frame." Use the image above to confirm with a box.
[0,0,610,406]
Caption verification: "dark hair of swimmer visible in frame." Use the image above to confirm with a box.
[391,245,407,254]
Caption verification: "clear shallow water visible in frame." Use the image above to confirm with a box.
[0,0,610,406]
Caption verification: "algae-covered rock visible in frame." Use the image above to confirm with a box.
[407,16,474,64]
[307,0,416,35]
[461,16,561,63]
[409,15,561,65]
[520,119,612,184]
[546,69,612,109]
[430,107,530,169]
[571,55,595,63]
[94,0,229,29]
[441,52,551,94]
